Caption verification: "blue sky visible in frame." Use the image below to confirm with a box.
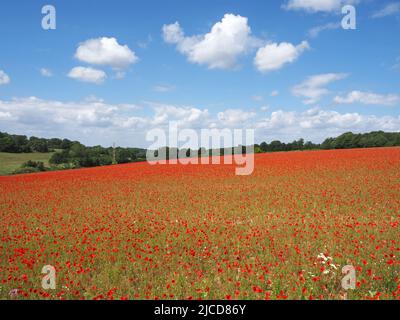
[0,0,399,147]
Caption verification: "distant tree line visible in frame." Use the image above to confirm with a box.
[2,131,400,174]
[49,143,146,168]
[149,146,248,161]
[147,131,400,160]
[0,132,147,171]
[0,132,72,153]
[320,131,400,149]
[255,131,400,153]
[255,138,319,153]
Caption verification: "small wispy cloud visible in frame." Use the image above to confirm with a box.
[153,84,176,92]
[40,68,53,77]
[137,35,153,49]
[252,95,263,101]
[292,73,348,105]
[308,22,341,38]
[372,2,400,19]
[0,70,10,85]
[392,56,400,70]
[283,0,359,13]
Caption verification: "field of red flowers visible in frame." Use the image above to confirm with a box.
[0,147,399,300]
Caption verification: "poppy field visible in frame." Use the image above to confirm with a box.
[0,147,399,300]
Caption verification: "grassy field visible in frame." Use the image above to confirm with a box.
[0,152,54,175]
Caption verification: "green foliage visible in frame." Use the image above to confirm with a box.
[12,167,42,175]
[0,132,75,153]
[0,135,18,152]
[60,139,73,149]
[258,132,400,153]
[21,160,46,171]
[258,139,317,152]
[12,160,47,174]
[116,148,136,164]
[47,138,63,149]
[28,137,49,152]
[49,143,145,168]
[49,150,70,165]
[321,131,400,149]
[254,145,263,154]
[0,133,31,153]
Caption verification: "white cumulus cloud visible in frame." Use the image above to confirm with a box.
[150,102,210,127]
[254,41,309,73]
[162,14,261,70]
[292,73,348,104]
[256,107,400,142]
[334,91,400,106]
[74,37,138,69]
[163,22,185,44]
[217,109,256,126]
[68,66,107,84]
[1,97,399,146]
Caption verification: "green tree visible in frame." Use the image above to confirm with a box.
[0,136,18,152]
[49,150,70,165]
[28,137,49,152]
[260,142,268,152]
[116,148,133,164]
